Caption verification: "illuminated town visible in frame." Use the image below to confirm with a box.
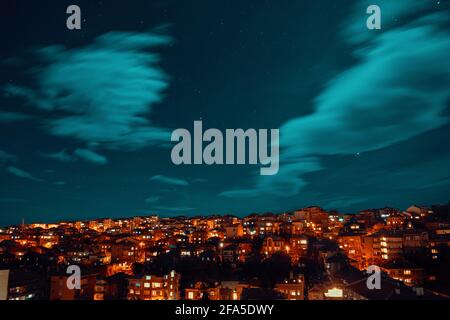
[1,203,449,301]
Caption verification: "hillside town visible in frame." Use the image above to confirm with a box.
[1,203,450,300]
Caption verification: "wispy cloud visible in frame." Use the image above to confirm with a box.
[219,189,260,198]
[7,166,43,182]
[144,195,160,203]
[0,197,27,203]
[41,148,107,165]
[41,150,77,162]
[0,111,31,123]
[152,205,196,212]
[74,149,107,165]
[150,174,189,186]
[222,1,450,199]
[0,150,16,164]
[1,151,44,183]
[4,29,173,150]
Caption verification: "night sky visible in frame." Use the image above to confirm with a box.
[1,0,450,226]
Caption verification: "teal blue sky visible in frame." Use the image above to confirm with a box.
[1,0,450,225]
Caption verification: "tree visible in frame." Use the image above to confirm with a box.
[261,252,292,288]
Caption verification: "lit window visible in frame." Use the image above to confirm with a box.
[324,288,343,298]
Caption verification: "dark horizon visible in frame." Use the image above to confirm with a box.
[3,200,449,229]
